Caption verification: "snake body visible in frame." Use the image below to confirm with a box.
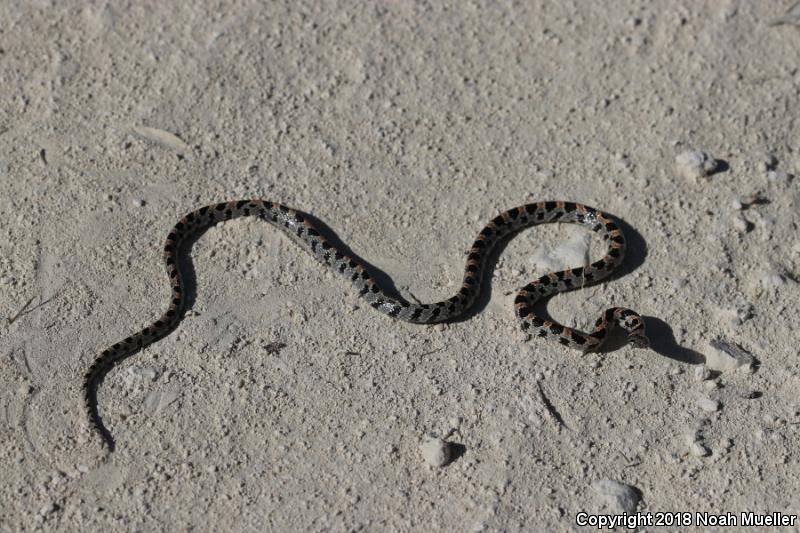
[83,200,648,451]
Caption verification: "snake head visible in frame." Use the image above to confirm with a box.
[617,311,649,349]
[623,315,650,348]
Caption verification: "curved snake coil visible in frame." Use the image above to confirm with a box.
[83,200,649,451]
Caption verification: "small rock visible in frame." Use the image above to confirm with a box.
[738,191,768,208]
[126,366,159,381]
[132,199,146,207]
[761,267,787,288]
[755,153,777,172]
[719,438,734,454]
[688,440,710,457]
[38,502,57,516]
[419,435,451,467]
[591,479,640,513]
[732,214,751,233]
[697,397,720,412]
[735,303,754,324]
[705,339,754,372]
[693,365,711,381]
[675,150,718,183]
[766,170,792,187]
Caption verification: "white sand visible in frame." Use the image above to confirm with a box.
[2,2,799,531]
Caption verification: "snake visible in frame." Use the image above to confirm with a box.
[83,200,649,451]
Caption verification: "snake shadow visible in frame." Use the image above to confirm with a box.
[640,316,705,364]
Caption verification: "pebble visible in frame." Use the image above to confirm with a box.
[760,266,787,288]
[697,397,720,412]
[693,365,711,381]
[735,303,754,324]
[38,502,57,516]
[674,150,718,183]
[591,479,640,513]
[688,439,710,457]
[766,170,792,187]
[738,191,767,208]
[419,435,451,467]
[704,339,754,372]
[755,153,777,172]
[685,422,710,457]
[126,366,159,381]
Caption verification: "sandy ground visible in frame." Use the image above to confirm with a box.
[2,1,800,531]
